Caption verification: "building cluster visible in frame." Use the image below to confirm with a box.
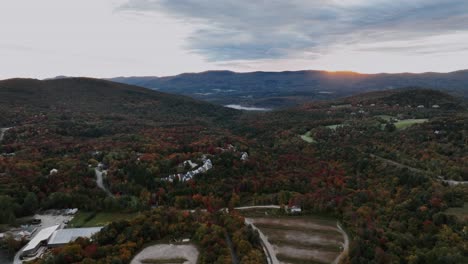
[163,156,213,182]
[20,225,102,260]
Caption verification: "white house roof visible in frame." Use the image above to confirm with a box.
[48,227,102,246]
[23,225,60,252]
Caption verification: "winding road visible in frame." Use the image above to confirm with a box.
[333,222,350,264]
[245,218,279,264]
[369,153,468,186]
[94,168,112,196]
[0,127,11,142]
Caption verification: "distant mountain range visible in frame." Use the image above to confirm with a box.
[108,70,468,108]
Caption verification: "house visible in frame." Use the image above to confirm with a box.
[417,105,425,108]
[49,169,58,175]
[240,152,249,161]
[432,104,440,108]
[289,206,302,214]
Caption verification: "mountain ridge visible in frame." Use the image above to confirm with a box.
[107,69,468,109]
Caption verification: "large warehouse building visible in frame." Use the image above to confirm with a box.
[21,225,60,258]
[20,226,102,260]
[47,227,102,247]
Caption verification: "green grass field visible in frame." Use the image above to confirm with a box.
[68,211,139,227]
[394,119,428,130]
[325,124,343,130]
[300,131,316,143]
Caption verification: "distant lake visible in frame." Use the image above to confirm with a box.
[224,104,272,111]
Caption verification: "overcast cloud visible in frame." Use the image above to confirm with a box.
[1,0,468,79]
[119,0,468,60]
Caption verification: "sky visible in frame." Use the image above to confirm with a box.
[1,0,468,79]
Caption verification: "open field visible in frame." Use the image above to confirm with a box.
[300,131,316,143]
[394,119,428,129]
[130,244,199,264]
[325,124,345,130]
[247,216,345,264]
[68,211,139,227]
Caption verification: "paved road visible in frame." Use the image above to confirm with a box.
[369,153,468,186]
[234,205,281,210]
[245,218,279,264]
[94,168,112,196]
[0,127,11,142]
[333,222,350,264]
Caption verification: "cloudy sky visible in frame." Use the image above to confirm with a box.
[1,0,468,79]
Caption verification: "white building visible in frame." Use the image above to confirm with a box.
[21,225,59,258]
[289,206,302,214]
[48,227,102,248]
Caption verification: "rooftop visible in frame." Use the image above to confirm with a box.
[23,225,60,252]
[48,227,102,246]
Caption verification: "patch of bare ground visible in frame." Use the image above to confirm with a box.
[130,244,198,264]
[249,217,344,264]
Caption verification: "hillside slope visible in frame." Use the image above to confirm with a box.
[0,78,239,127]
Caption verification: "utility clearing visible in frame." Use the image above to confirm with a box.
[247,216,346,264]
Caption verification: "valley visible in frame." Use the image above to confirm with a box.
[0,79,466,264]
[110,70,468,109]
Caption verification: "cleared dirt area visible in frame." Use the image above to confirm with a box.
[130,244,199,264]
[248,217,345,264]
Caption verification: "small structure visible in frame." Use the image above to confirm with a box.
[182,160,198,169]
[49,169,58,175]
[240,152,249,161]
[289,206,302,214]
[48,227,102,248]
[432,104,440,108]
[21,225,59,258]
[64,208,78,215]
[417,105,425,108]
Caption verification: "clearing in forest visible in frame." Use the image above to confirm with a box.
[248,216,345,264]
[394,119,428,129]
[300,131,316,143]
[68,211,139,227]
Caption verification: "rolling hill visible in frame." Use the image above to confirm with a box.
[0,78,239,127]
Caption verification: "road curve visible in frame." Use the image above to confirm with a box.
[245,218,279,264]
[333,222,350,264]
[95,168,112,196]
[0,127,11,142]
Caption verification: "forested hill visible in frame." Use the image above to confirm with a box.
[109,70,468,108]
[0,78,239,127]
[302,87,467,111]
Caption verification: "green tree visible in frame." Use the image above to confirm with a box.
[23,192,39,215]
